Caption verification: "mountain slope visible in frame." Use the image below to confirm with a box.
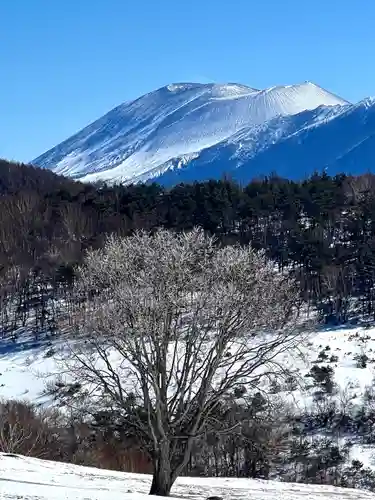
[32,81,348,184]
[155,98,375,185]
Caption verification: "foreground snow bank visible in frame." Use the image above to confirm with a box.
[0,453,374,500]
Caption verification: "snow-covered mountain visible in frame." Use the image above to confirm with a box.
[32,81,352,185]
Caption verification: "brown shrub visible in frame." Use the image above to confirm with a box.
[0,399,62,459]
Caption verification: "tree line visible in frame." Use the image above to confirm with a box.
[0,160,375,323]
[2,159,375,326]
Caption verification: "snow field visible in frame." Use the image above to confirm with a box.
[0,453,374,499]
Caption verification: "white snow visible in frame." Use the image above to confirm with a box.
[0,347,55,403]
[32,81,348,185]
[282,326,375,410]
[2,324,373,409]
[0,453,374,499]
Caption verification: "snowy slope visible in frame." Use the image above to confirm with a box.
[0,453,374,499]
[155,98,375,186]
[1,325,375,412]
[32,81,348,185]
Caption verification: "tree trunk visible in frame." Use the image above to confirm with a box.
[149,469,172,496]
[149,441,173,496]
[149,464,173,496]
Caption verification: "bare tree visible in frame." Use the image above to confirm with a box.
[0,400,55,458]
[344,173,375,203]
[60,203,93,243]
[57,228,310,496]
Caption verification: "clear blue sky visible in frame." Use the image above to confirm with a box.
[1,0,375,162]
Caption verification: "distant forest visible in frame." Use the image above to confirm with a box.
[2,158,375,325]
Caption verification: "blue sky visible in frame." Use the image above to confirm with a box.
[1,0,375,162]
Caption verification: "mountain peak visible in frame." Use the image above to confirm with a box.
[162,81,259,97]
[165,82,203,92]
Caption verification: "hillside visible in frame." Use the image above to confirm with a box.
[0,158,81,194]
[3,323,375,469]
[1,454,373,500]
[32,81,349,185]
[2,160,375,334]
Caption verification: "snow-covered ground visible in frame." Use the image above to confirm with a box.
[279,325,375,409]
[0,453,374,499]
[0,336,58,403]
[1,324,374,412]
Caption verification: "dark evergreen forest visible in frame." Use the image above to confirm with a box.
[2,158,375,326]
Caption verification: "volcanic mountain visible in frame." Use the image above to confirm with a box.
[33,81,358,185]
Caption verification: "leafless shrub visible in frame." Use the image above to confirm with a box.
[0,399,60,458]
